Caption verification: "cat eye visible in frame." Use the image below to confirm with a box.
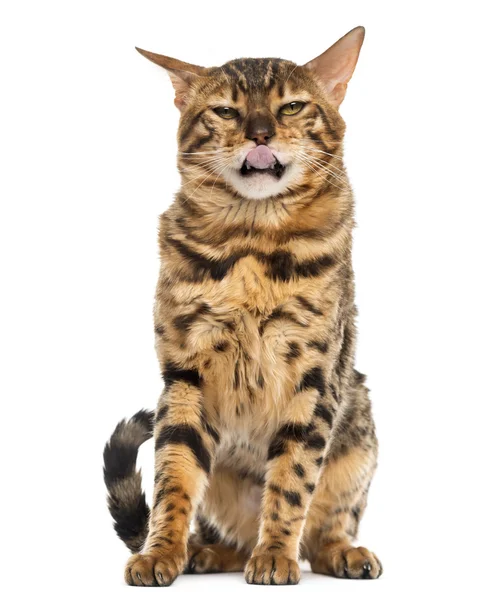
[279,101,305,116]
[213,107,239,120]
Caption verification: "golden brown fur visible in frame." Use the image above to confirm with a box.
[104,26,381,586]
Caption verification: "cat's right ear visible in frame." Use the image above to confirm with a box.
[304,26,365,107]
[135,48,206,111]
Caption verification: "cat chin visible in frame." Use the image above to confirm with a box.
[224,164,301,201]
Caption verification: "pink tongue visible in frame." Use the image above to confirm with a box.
[245,145,276,169]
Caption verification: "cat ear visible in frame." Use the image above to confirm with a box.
[304,26,365,107]
[135,48,206,111]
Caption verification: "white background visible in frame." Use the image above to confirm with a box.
[1,1,493,598]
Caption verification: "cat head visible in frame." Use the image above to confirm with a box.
[137,27,364,203]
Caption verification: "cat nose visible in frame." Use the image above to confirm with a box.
[245,112,276,145]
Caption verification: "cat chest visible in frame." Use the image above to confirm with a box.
[160,256,337,431]
[194,296,328,434]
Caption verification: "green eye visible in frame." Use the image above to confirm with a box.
[280,101,305,116]
[213,107,239,119]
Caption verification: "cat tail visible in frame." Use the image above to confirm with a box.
[103,409,155,553]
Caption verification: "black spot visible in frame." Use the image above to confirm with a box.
[271,512,279,521]
[267,423,315,460]
[260,308,302,334]
[296,295,323,315]
[305,483,316,494]
[153,488,166,509]
[155,404,169,423]
[295,254,334,278]
[298,366,326,397]
[305,434,326,451]
[267,437,286,461]
[214,340,229,352]
[162,362,202,388]
[166,235,246,281]
[155,425,211,473]
[281,528,291,536]
[308,339,329,353]
[263,250,295,282]
[314,402,333,428]
[293,463,306,478]
[166,503,175,512]
[283,490,302,507]
[315,456,323,467]
[257,250,334,281]
[285,341,301,363]
[269,484,282,495]
[173,303,210,333]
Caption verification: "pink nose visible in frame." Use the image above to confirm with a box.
[245,145,276,169]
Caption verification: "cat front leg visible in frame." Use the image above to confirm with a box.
[125,363,219,586]
[245,366,335,585]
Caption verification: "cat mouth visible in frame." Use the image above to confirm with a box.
[239,145,286,180]
[240,157,286,179]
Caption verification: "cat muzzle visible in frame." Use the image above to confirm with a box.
[240,145,286,179]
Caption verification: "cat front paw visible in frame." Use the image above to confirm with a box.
[311,545,382,579]
[245,554,300,585]
[125,551,186,586]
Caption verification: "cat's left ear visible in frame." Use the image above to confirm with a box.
[136,48,206,111]
[304,26,365,108]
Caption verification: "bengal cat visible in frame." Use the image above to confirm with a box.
[103,26,382,586]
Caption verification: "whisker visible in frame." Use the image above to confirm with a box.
[295,150,347,177]
[209,159,234,201]
[303,160,348,187]
[299,146,345,162]
[181,162,229,187]
[295,153,348,192]
[179,156,232,173]
[180,157,232,169]
[288,137,343,146]
[295,150,348,180]
[179,149,231,155]
[182,156,234,200]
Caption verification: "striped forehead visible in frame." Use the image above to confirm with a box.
[216,58,298,99]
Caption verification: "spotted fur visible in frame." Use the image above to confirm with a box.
[103,26,382,586]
